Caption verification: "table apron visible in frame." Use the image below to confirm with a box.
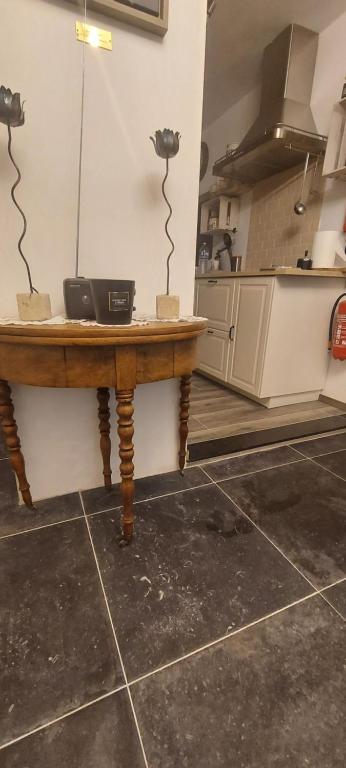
[0,339,198,388]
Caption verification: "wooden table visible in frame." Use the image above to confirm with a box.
[0,319,206,542]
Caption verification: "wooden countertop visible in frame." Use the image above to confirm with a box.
[196,268,346,279]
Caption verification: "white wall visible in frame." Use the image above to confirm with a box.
[0,0,207,498]
[311,11,346,404]
[200,87,260,262]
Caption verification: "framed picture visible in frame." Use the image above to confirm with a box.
[72,0,169,36]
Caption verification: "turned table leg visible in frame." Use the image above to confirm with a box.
[179,374,191,475]
[97,387,112,487]
[0,379,33,508]
[116,389,135,542]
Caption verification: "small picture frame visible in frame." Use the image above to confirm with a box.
[73,0,169,36]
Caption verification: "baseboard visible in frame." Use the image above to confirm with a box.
[319,394,346,411]
[188,413,346,462]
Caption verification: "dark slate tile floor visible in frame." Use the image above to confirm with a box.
[88,484,310,680]
[0,459,83,538]
[81,466,208,515]
[0,519,123,745]
[0,432,345,766]
[313,448,346,480]
[201,444,301,481]
[132,597,345,768]
[293,430,346,457]
[220,458,346,588]
[1,693,145,768]
[323,579,346,619]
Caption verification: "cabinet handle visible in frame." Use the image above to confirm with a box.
[207,329,215,334]
[207,279,218,284]
[229,325,235,341]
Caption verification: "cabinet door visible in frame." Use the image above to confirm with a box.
[197,328,230,381]
[195,279,235,331]
[227,280,273,395]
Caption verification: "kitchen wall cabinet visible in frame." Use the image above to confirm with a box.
[322,98,346,181]
[199,195,240,235]
[195,275,344,407]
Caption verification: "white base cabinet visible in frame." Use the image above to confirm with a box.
[195,275,344,407]
[197,328,230,380]
[195,278,235,331]
[227,279,273,395]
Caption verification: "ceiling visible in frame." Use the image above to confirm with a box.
[203,0,346,127]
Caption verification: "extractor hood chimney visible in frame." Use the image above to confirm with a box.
[213,24,327,184]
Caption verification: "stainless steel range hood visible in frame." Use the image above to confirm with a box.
[213,24,327,185]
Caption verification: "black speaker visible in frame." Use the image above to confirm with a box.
[63,278,96,320]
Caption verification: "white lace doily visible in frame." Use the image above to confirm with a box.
[0,314,206,328]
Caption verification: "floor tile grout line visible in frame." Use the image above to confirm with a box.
[216,489,318,592]
[205,459,346,624]
[79,492,150,768]
[201,464,319,593]
[0,686,126,753]
[311,577,346,622]
[290,446,346,482]
[198,456,306,484]
[318,576,346,591]
[295,446,346,459]
[127,581,345,690]
[197,442,346,469]
[289,444,346,461]
[189,426,346,460]
[0,513,85,542]
[0,450,342,751]
[1,434,343,538]
[318,590,346,622]
[206,467,346,613]
[188,414,346,443]
[188,428,346,468]
[85,481,214,520]
[308,457,346,483]
[84,503,123,518]
[83,456,308,520]
[128,591,318,689]
[189,444,294,467]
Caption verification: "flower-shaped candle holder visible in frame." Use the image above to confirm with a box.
[150,129,181,320]
[0,85,51,321]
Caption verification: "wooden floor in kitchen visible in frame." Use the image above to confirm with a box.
[189,373,346,446]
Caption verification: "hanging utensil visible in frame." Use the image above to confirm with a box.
[294,152,310,215]
[309,154,321,198]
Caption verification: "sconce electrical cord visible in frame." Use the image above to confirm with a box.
[162,156,174,295]
[7,125,38,295]
[75,0,87,278]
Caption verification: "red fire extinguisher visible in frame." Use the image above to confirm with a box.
[328,293,346,360]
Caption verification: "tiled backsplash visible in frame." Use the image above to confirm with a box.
[246,161,323,270]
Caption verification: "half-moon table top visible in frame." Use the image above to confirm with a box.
[0,318,207,347]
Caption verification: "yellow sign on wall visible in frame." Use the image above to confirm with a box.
[76,21,112,51]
